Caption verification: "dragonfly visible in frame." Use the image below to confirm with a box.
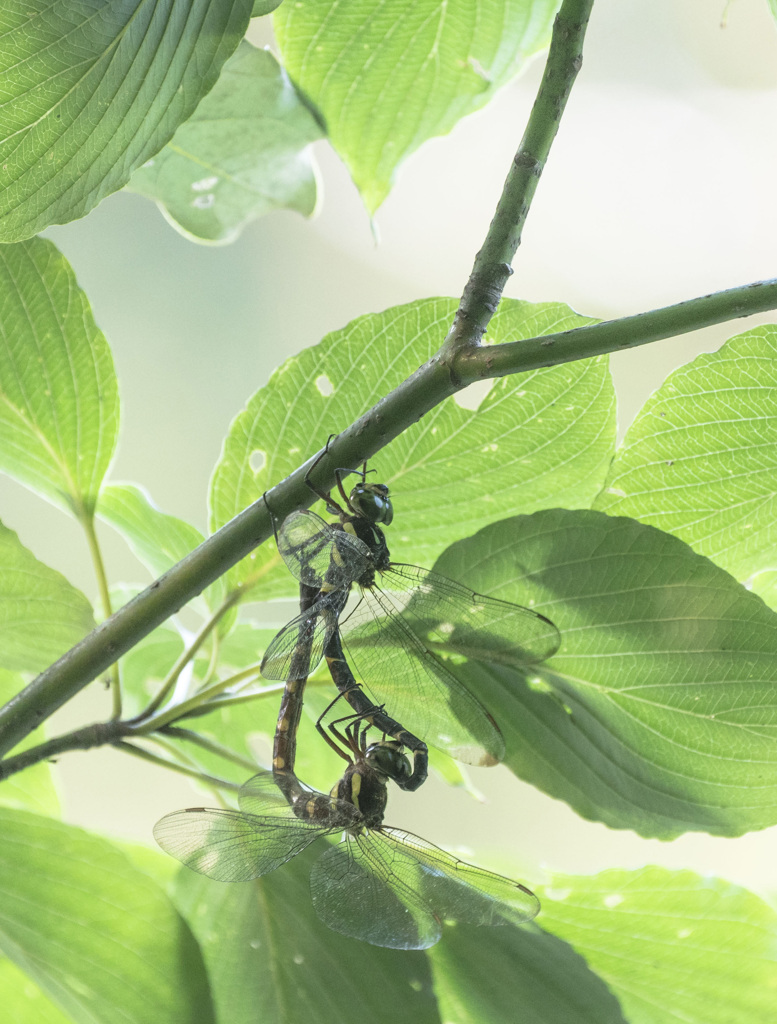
[260,461,561,790]
[153,709,540,950]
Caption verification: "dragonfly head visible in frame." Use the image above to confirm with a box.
[348,482,393,526]
[365,740,412,786]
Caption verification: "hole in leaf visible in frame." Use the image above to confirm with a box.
[315,374,334,396]
[453,379,493,410]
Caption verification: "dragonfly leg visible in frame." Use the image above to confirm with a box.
[304,436,346,516]
[314,691,358,765]
[261,490,280,544]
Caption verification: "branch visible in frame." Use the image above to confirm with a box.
[442,0,593,356]
[1,0,775,762]
[0,720,132,779]
[454,278,777,379]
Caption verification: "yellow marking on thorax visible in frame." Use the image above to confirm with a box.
[350,773,362,810]
[305,798,318,817]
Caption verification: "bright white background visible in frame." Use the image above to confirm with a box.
[3,0,777,896]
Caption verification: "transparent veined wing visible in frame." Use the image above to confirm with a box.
[310,835,442,949]
[387,564,561,667]
[310,825,539,949]
[341,588,505,767]
[153,805,324,882]
[259,590,339,681]
[378,826,540,927]
[277,510,371,590]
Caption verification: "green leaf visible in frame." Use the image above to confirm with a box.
[97,483,229,621]
[252,0,284,14]
[0,239,119,515]
[210,297,614,598]
[430,923,627,1024]
[127,41,324,244]
[171,846,439,1024]
[0,957,72,1024]
[0,809,215,1024]
[0,0,253,241]
[539,867,777,1024]
[0,670,59,816]
[274,0,559,211]
[432,508,777,838]
[595,326,777,602]
[98,485,205,577]
[0,520,94,673]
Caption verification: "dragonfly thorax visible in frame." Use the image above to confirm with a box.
[341,517,390,575]
[335,760,389,828]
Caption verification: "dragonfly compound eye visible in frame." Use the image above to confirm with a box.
[350,483,394,525]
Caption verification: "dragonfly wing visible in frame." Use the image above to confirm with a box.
[342,588,505,766]
[237,770,300,814]
[310,834,442,950]
[153,806,323,881]
[277,510,371,589]
[392,563,561,665]
[277,510,336,587]
[238,771,362,828]
[259,596,331,681]
[379,826,540,927]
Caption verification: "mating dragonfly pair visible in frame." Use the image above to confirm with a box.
[155,457,560,948]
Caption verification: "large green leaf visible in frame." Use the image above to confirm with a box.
[0,809,215,1024]
[0,0,253,240]
[432,508,777,838]
[0,957,72,1024]
[430,924,627,1024]
[0,239,118,515]
[127,41,324,244]
[274,0,559,211]
[171,846,439,1024]
[0,670,59,816]
[539,867,777,1024]
[596,326,777,607]
[209,297,613,599]
[0,520,94,673]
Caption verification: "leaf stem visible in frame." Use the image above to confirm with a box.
[80,511,122,718]
[161,725,259,773]
[114,740,241,793]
